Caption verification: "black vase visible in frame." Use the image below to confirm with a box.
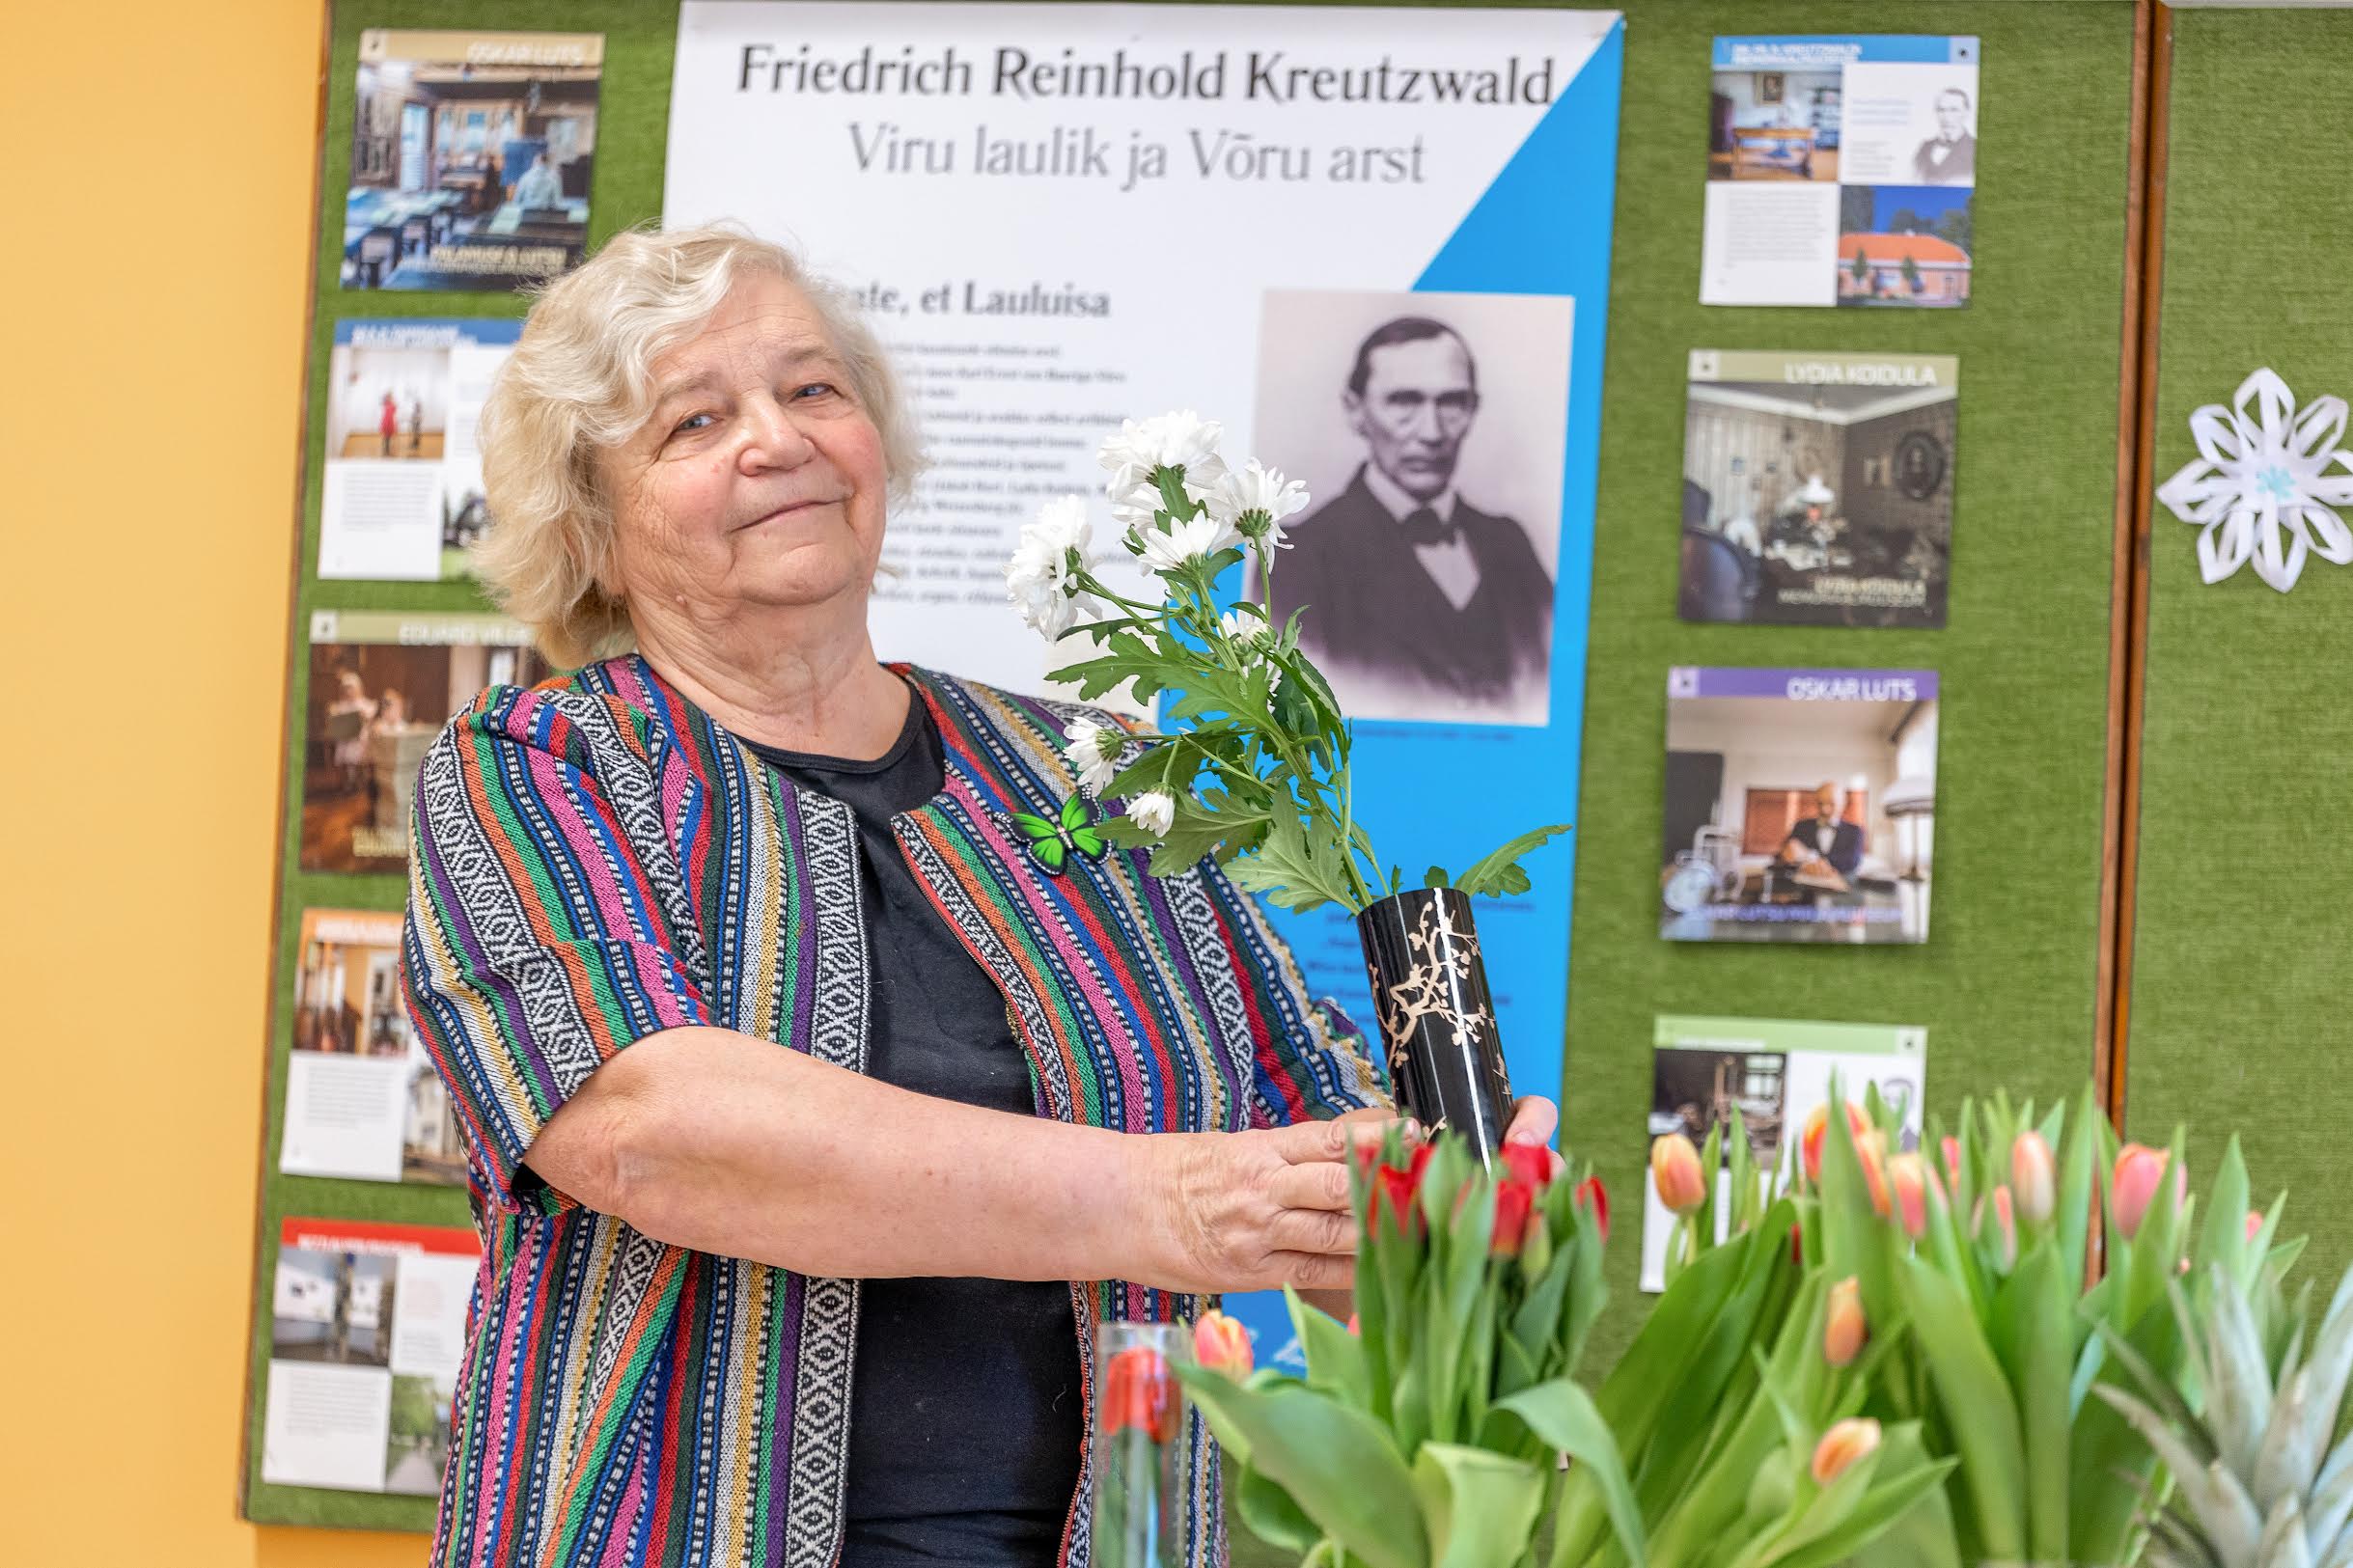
[1354,887,1515,1160]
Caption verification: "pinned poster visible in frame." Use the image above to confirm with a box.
[664,1,1624,1369]
[261,1219,479,1494]
[1643,1015,1926,1291]
[317,319,519,581]
[1702,35,1979,309]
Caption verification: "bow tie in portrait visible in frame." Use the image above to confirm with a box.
[1401,507,1458,546]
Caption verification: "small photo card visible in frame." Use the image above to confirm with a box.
[1643,1014,1926,1291]
[1702,35,1979,309]
[1680,349,1956,628]
[1661,667,1938,945]
[318,318,519,581]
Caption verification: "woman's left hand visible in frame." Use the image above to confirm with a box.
[1505,1095,1566,1182]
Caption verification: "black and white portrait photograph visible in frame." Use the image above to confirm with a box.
[1836,59,1981,192]
[1250,289,1574,728]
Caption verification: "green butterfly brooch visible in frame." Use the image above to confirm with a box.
[1004,793,1108,876]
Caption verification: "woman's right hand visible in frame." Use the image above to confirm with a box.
[1133,1111,1414,1295]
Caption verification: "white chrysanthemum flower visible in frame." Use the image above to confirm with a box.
[1125,789,1176,837]
[1207,460,1310,549]
[1063,716,1121,796]
[1005,496,1100,638]
[1216,609,1266,650]
[1134,512,1240,575]
[2156,368,2353,592]
[1099,411,1224,481]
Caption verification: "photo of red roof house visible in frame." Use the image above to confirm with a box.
[1839,231,1972,307]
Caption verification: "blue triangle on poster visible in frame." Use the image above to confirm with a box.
[1418,18,1624,296]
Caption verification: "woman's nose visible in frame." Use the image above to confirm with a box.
[740,395,817,470]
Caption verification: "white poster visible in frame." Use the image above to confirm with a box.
[664,0,1624,1371]
[262,1219,478,1496]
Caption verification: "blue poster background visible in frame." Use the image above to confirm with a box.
[1227,20,1623,1369]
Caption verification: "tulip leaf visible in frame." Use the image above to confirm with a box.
[1767,1458,1960,1568]
[1409,1443,1546,1568]
[1901,1253,2028,1560]
[2056,1083,2100,1296]
[2001,1242,2074,1562]
[1497,1378,1645,1568]
[1231,1457,1321,1555]
[1845,1423,1962,1568]
[1178,1373,1429,1568]
[1284,1286,1370,1410]
[2195,1134,2253,1285]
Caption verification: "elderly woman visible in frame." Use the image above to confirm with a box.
[401,225,1559,1568]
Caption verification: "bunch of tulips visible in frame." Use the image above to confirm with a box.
[1627,1084,2294,1568]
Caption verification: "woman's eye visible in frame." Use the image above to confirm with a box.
[792,382,839,401]
[672,412,716,435]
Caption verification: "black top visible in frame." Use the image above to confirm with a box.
[744,690,1082,1566]
[1269,467,1554,704]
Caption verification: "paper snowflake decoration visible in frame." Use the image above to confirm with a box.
[2157,368,2353,592]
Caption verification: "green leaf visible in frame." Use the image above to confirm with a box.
[2003,1242,2074,1561]
[1766,1458,1961,1568]
[1452,823,1572,899]
[1901,1252,2028,1559]
[1178,1372,1428,1568]
[1228,813,1360,915]
[1231,1459,1322,1555]
[1424,865,1452,891]
[2055,1084,2100,1302]
[1410,1444,1547,1568]
[1496,1379,1646,1568]
[1285,1286,1371,1409]
[1844,1423,1963,1568]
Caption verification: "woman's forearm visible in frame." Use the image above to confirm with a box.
[528,1025,1170,1283]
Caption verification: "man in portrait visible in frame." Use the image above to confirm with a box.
[1912,87,1977,184]
[1778,781,1865,885]
[1267,316,1554,721]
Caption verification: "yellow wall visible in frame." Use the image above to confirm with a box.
[0,2,418,1561]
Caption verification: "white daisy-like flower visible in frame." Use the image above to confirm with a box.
[1133,512,1241,575]
[1206,459,1310,549]
[1064,716,1121,796]
[1216,609,1267,650]
[1099,411,1224,482]
[1125,789,1176,837]
[2156,368,2353,592]
[1005,496,1101,638]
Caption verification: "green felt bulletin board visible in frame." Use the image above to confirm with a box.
[247,0,2154,1536]
[2123,9,2353,1313]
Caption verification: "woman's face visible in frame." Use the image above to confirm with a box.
[598,271,888,631]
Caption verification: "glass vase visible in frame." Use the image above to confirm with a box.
[1089,1320,1187,1568]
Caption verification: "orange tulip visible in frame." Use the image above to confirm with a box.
[1887,1152,1934,1239]
[1192,1309,1253,1380]
[2246,1209,2265,1244]
[1854,1129,1893,1219]
[1100,1346,1176,1443]
[1800,1101,1872,1183]
[1940,1135,1963,1193]
[1823,1276,1867,1367]
[1651,1133,1707,1214]
[2113,1144,2185,1241]
[2011,1131,2056,1228]
[1812,1417,1882,1485]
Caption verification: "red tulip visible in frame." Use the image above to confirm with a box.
[1823,1276,1867,1368]
[1499,1141,1555,1192]
[1651,1134,1707,1214]
[1492,1178,1536,1255]
[1940,1135,1963,1193]
[2246,1209,2265,1244]
[1370,1143,1434,1235]
[1801,1101,1871,1184]
[1345,1312,1360,1335]
[2113,1144,2185,1242]
[2011,1131,2056,1228]
[1573,1175,1610,1245]
[1099,1345,1176,1443]
[1192,1310,1252,1380]
[1812,1417,1881,1485]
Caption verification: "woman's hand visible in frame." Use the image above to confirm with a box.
[1136,1108,1412,1295]
[1505,1095,1566,1182]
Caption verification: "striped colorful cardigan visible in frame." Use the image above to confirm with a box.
[401,656,1388,1568]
